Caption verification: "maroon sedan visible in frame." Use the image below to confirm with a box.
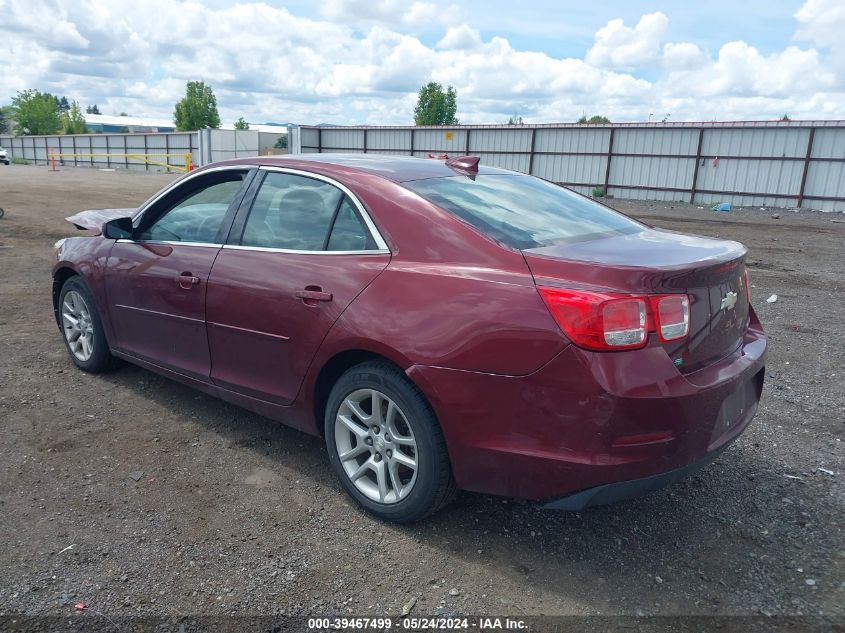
[53,154,766,522]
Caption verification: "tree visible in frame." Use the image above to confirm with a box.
[234,117,250,130]
[507,113,524,125]
[12,90,60,135]
[274,135,288,149]
[173,81,221,131]
[86,104,101,115]
[413,82,458,125]
[577,114,611,124]
[0,107,9,134]
[780,113,791,121]
[61,100,88,134]
[55,96,70,113]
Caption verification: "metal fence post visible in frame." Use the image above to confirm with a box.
[363,128,368,154]
[410,128,416,157]
[528,128,537,176]
[603,128,615,195]
[689,128,704,203]
[797,128,816,209]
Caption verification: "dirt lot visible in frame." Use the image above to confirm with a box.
[0,165,842,628]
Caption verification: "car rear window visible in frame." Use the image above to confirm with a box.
[404,174,643,249]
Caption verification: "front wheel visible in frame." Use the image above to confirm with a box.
[58,277,118,373]
[324,361,456,523]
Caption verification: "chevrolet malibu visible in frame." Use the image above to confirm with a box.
[53,154,766,522]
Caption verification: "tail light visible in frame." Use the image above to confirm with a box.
[651,295,689,342]
[538,287,690,351]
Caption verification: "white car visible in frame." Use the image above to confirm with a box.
[0,147,9,165]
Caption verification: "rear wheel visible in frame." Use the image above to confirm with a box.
[58,277,118,373]
[324,361,456,522]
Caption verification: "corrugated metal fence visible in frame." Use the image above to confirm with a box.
[0,128,288,172]
[289,121,845,211]
[0,131,199,171]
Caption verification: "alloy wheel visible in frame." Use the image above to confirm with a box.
[61,290,95,362]
[334,388,418,504]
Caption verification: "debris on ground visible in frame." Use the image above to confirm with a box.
[712,202,732,212]
[767,294,778,303]
[817,467,834,476]
[401,596,417,617]
[449,588,460,596]
[74,602,86,611]
[58,544,76,554]
[127,470,144,482]
[771,214,781,219]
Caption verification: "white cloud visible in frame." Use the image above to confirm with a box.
[663,42,707,70]
[0,1,843,127]
[436,25,482,51]
[320,0,456,30]
[586,12,669,70]
[794,0,845,84]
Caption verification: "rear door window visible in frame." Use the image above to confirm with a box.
[404,174,644,249]
[241,172,378,252]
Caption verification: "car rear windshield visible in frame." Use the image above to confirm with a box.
[404,174,643,249]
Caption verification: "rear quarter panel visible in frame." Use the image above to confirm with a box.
[304,174,568,377]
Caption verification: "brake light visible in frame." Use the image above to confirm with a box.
[538,287,690,351]
[538,288,647,350]
[651,295,690,342]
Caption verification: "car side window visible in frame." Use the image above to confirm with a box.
[241,172,345,250]
[138,172,247,244]
[327,197,377,251]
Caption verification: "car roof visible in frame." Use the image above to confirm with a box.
[216,153,515,182]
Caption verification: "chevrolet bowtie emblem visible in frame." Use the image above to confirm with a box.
[721,291,738,311]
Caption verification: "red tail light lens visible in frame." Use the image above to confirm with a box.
[538,287,690,351]
[538,288,647,350]
[651,295,690,341]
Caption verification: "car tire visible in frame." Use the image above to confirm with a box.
[324,361,456,523]
[58,276,119,373]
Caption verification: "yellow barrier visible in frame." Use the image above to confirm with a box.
[51,151,193,173]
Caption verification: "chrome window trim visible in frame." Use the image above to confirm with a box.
[221,244,389,256]
[116,239,222,248]
[131,165,253,224]
[255,165,390,253]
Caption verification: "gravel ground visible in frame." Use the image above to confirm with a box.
[0,166,842,629]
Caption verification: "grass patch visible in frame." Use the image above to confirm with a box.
[11,157,30,165]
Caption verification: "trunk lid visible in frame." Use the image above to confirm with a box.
[524,228,749,372]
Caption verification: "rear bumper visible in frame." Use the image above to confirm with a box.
[408,308,767,501]
[541,433,735,510]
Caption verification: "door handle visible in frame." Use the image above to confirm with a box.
[178,272,200,290]
[296,287,333,305]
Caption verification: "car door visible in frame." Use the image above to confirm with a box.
[205,167,391,404]
[104,168,253,380]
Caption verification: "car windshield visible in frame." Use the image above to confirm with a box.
[404,174,644,249]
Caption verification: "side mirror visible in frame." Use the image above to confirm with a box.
[102,217,134,240]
